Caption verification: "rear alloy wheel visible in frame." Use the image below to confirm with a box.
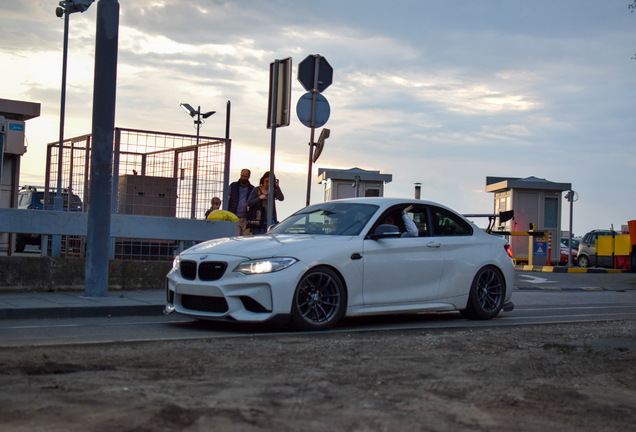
[461,266,505,320]
[578,255,590,268]
[290,267,346,331]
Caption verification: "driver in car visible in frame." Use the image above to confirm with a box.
[382,205,418,237]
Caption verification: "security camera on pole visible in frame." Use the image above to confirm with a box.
[53,0,95,257]
[296,54,333,207]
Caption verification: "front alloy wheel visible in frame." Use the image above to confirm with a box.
[290,267,346,331]
[461,266,505,320]
[578,255,590,268]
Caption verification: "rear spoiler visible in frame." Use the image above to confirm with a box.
[463,210,514,233]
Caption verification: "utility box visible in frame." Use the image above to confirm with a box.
[528,233,548,266]
[117,175,177,217]
[3,120,26,155]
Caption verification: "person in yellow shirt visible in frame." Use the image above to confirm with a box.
[205,197,238,221]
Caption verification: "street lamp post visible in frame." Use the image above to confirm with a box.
[180,103,215,219]
[53,0,94,257]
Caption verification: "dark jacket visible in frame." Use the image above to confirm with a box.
[248,184,284,224]
[227,181,254,216]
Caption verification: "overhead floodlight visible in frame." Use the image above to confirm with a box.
[56,0,94,16]
[180,103,196,117]
[202,111,216,119]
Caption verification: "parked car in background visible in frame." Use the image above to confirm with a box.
[165,198,515,331]
[15,186,83,252]
[577,229,621,268]
[559,242,578,265]
[560,238,580,251]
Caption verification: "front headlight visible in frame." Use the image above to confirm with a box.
[172,255,181,270]
[234,257,298,275]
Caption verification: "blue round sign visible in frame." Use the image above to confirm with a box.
[296,92,330,128]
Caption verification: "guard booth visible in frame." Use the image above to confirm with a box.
[0,98,41,254]
[486,176,571,265]
[317,167,392,202]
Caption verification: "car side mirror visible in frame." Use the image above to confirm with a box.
[369,224,401,240]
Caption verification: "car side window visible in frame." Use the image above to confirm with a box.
[369,205,428,237]
[431,206,473,236]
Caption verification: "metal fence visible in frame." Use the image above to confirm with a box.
[43,127,230,260]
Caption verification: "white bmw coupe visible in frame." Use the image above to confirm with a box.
[165,198,515,331]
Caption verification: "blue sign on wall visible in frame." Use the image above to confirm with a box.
[533,241,547,256]
[9,123,24,132]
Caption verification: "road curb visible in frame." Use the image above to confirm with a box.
[0,305,165,320]
[514,286,606,291]
[515,265,631,274]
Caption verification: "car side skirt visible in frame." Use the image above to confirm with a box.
[346,294,469,317]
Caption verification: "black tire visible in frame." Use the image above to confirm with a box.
[15,235,26,253]
[578,255,590,268]
[460,266,505,320]
[290,266,346,331]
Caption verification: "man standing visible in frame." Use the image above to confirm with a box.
[227,169,254,236]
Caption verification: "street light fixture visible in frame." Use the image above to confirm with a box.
[180,103,216,218]
[52,0,95,257]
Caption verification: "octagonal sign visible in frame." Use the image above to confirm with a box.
[297,55,333,93]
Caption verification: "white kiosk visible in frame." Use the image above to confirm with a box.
[486,176,571,265]
[317,167,392,202]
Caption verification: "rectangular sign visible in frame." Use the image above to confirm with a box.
[267,57,292,129]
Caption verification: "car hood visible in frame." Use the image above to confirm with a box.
[181,234,356,260]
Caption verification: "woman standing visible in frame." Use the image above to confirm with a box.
[247,171,284,234]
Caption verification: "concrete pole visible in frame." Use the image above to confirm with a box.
[84,0,119,297]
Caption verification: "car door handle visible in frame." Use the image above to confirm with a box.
[426,242,442,248]
[351,253,363,260]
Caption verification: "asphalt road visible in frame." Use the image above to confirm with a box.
[1,286,635,348]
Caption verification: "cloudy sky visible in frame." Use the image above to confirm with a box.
[2,0,635,235]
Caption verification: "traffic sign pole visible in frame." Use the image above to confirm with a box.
[306,56,321,207]
[268,60,280,229]
[298,54,333,207]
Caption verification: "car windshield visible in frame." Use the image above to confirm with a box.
[269,203,379,236]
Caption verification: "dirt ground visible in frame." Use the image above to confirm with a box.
[1,319,635,432]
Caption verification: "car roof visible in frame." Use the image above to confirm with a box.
[315,197,447,207]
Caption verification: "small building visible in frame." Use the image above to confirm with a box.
[0,98,41,253]
[317,167,392,202]
[486,176,572,265]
